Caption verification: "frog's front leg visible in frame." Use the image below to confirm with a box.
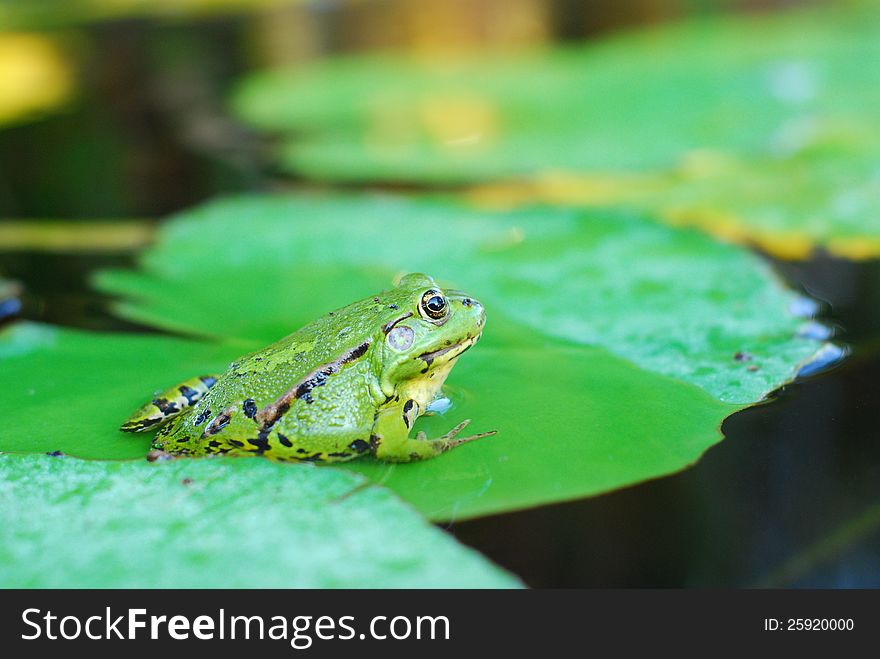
[370,399,495,462]
[120,375,219,432]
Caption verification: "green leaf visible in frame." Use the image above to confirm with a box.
[0,452,519,588]
[0,323,235,459]
[231,4,880,258]
[96,194,821,404]
[24,192,818,521]
[0,318,734,521]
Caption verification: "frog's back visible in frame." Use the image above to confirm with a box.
[153,294,397,461]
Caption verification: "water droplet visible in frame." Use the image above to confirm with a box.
[789,296,821,318]
[797,321,834,341]
[797,343,849,378]
[426,396,453,415]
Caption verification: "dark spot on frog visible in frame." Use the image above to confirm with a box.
[181,478,193,486]
[46,450,64,457]
[350,439,370,453]
[178,385,201,405]
[152,398,179,416]
[748,365,760,372]
[194,408,212,425]
[328,451,351,458]
[388,303,398,310]
[228,439,245,448]
[300,453,324,462]
[383,312,413,334]
[203,408,233,436]
[373,297,380,303]
[409,452,421,461]
[248,435,271,454]
[199,376,217,388]
[277,433,293,447]
[302,392,314,404]
[208,439,223,448]
[734,351,753,362]
[297,448,307,454]
[370,434,382,451]
[243,398,258,418]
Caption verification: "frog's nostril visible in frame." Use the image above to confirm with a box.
[462,298,473,307]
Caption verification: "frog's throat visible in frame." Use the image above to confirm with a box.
[418,332,481,369]
[378,332,481,400]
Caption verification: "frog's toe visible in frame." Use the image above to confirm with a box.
[446,429,497,449]
[441,419,472,441]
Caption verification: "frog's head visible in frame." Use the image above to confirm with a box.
[376,273,485,395]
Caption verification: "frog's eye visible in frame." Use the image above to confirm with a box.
[420,290,448,320]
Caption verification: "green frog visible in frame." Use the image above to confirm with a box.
[121,273,494,463]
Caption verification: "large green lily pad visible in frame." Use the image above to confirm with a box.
[95,195,821,404]
[0,451,519,588]
[0,193,812,520]
[232,4,880,258]
[0,319,733,520]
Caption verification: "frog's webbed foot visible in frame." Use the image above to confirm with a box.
[415,419,497,449]
[120,374,219,433]
[371,405,496,462]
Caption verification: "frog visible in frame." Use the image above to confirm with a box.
[120,273,495,463]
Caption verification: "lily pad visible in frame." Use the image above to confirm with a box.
[471,147,880,261]
[232,5,880,258]
[0,323,236,459]
[0,319,734,521]
[1,192,815,521]
[95,194,821,404]
[0,451,519,588]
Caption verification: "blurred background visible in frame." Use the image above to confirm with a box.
[3,0,880,587]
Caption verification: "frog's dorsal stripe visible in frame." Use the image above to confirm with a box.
[120,375,218,432]
[254,341,371,433]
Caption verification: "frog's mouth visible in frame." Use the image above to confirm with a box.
[418,332,481,368]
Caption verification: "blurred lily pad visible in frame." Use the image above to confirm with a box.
[472,148,880,260]
[232,5,880,258]
[0,451,519,587]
